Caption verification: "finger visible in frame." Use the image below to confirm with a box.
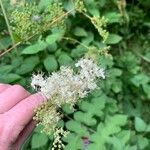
[12,120,36,150]
[0,85,30,113]
[0,84,11,93]
[5,93,46,135]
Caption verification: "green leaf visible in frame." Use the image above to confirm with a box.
[109,68,122,77]
[22,41,48,54]
[63,0,76,15]
[0,65,14,74]
[105,12,121,23]
[47,42,57,53]
[0,73,21,83]
[38,0,53,10]
[135,117,147,132]
[16,56,39,75]
[131,74,149,87]
[62,103,74,114]
[46,33,60,45]
[64,133,84,150]
[112,79,122,93]
[117,130,131,145]
[137,136,149,149]
[0,37,12,50]
[65,120,88,136]
[142,84,150,98]
[44,55,58,72]
[31,133,48,148]
[105,34,122,44]
[73,27,87,37]
[58,53,74,66]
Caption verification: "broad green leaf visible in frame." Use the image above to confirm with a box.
[137,136,149,149]
[64,133,84,150]
[22,41,48,54]
[0,65,14,74]
[117,130,131,144]
[31,133,48,148]
[46,33,60,45]
[63,0,76,15]
[142,84,150,98]
[71,46,87,58]
[105,12,121,23]
[16,56,39,75]
[112,79,122,93]
[47,42,57,53]
[131,74,149,87]
[44,55,58,72]
[58,53,73,66]
[38,0,53,9]
[105,34,122,44]
[0,73,21,83]
[0,37,12,50]
[65,120,88,136]
[109,68,122,77]
[62,103,74,114]
[73,27,87,37]
[135,117,147,132]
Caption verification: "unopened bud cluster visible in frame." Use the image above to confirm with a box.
[9,1,65,40]
[33,101,62,135]
[74,0,87,12]
[91,16,109,42]
[52,128,69,150]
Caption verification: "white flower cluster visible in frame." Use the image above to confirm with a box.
[31,57,105,148]
[31,58,105,107]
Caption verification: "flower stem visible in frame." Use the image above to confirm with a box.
[0,0,15,45]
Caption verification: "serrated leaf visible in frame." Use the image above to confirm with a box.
[16,56,39,75]
[64,133,84,150]
[105,12,121,23]
[0,65,14,74]
[131,74,149,87]
[135,117,147,132]
[65,120,88,136]
[73,27,87,37]
[142,84,150,98]
[22,41,48,54]
[58,53,73,66]
[0,73,21,83]
[137,136,149,149]
[109,68,122,77]
[43,55,58,72]
[31,133,48,148]
[105,34,122,44]
[62,103,74,114]
[117,130,131,144]
[46,33,60,45]
[0,37,12,50]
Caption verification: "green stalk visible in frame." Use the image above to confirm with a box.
[0,0,15,45]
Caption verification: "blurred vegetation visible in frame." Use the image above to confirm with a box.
[0,0,150,150]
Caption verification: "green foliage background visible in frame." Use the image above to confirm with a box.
[0,0,150,150]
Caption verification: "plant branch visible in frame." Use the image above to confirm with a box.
[62,37,89,50]
[0,8,74,58]
[0,0,15,45]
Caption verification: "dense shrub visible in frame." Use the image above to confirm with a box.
[0,0,150,149]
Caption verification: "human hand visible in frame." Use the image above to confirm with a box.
[0,84,45,150]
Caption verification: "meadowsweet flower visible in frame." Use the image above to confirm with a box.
[31,57,105,107]
[31,57,105,135]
